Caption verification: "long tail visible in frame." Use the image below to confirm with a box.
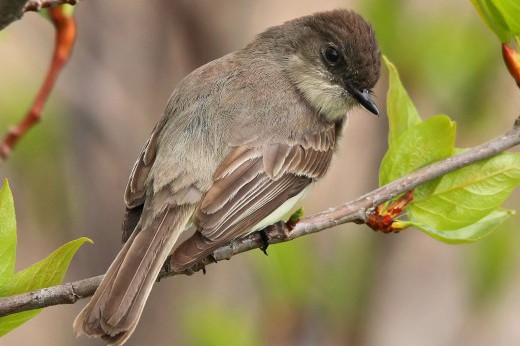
[73,205,192,345]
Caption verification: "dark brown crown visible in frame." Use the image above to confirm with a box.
[295,9,381,91]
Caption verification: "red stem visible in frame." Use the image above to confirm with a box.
[502,43,520,88]
[0,7,76,162]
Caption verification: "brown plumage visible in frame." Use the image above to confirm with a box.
[74,9,380,345]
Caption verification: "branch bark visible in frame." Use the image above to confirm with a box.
[23,0,77,12]
[1,115,519,318]
[0,0,78,30]
[0,0,28,31]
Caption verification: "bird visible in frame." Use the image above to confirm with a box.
[74,8,380,345]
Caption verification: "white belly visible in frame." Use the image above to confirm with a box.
[248,185,311,233]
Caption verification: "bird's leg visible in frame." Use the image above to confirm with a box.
[201,254,218,274]
[259,229,270,256]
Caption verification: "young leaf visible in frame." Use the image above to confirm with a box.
[470,0,511,42]
[0,237,92,336]
[409,152,520,230]
[0,180,16,288]
[491,0,520,37]
[379,115,456,186]
[383,56,422,146]
[288,207,303,225]
[470,0,520,42]
[411,209,513,244]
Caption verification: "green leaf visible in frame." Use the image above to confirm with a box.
[470,0,520,42]
[0,237,92,336]
[7,237,92,292]
[0,311,44,338]
[0,179,16,288]
[383,55,422,146]
[288,207,303,224]
[409,152,520,230]
[379,115,456,187]
[495,1,520,37]
[412,209,513,244]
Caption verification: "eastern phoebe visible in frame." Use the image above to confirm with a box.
[74,9,380,345]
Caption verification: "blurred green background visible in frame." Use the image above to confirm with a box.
[1,1,519,345]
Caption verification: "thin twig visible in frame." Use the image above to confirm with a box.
[1,115,519,317]
[0,0,79,30]
[0,7,76,163]
[0,0,30,31]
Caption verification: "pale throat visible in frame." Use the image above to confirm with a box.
[286,55,356,122]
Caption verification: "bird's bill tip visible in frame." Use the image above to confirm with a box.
[348,87,379,116]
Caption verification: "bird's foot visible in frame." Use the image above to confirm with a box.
[259,229,270,256]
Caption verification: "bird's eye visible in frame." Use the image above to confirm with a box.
[324,46,340,64]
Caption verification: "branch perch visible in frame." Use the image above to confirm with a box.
[0,115,519,318]
[23,0,78,12]
[0,0,79,30]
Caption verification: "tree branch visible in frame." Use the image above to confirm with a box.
[1,114,519,317]
[0,0,78,30]
[0,0,29,31]
[23,0,77,12]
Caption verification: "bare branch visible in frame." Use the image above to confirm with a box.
[0,0,29,31]
[0,0,79,31]
[0,275,102,317]
[1,114,519,317]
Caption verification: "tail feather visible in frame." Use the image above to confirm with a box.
[170,230,221,272]
[73,205,192,345]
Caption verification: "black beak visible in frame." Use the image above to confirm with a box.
[348,87,379,116]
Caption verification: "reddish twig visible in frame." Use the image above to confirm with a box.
[0,7,76,162]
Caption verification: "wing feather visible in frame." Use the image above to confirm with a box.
[170,125,337,271]
[122,118,169,242]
